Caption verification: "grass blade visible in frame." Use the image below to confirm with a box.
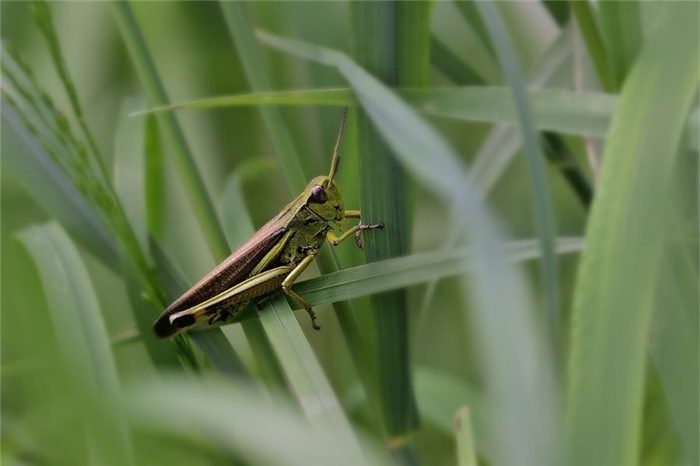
[256,31,560,465]
[455,407,478,466]
[351,2,426,455]
[18,223,134,466]
[598,1,642,90]
[570,0,613,91]
[258,297,362,451]
[565,4,699,465]
[127,375,379,465]
[292,238,583,309]
[477,1,560,346]
[649,144,698,465]
[455,24,572,195]
[137,87,615,139]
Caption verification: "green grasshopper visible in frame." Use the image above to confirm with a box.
[154,108,383,338]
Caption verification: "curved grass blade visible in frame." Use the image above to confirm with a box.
[126,375,380,465]
[649,142,698,464]
[255,31,560,465]
[351,1,426,455]
[18,223,134,466]
[134,87,615,140]
[477,1,560,346]
[598,1,642,90]
[258,296,362,451]
[571,0,613,92]
[565,4,699,465]
[292,238,583,309]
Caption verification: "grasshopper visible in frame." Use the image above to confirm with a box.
[154,108,383,338]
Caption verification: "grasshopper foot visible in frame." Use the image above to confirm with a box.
[354,221,385,250]
[308,308,321,331]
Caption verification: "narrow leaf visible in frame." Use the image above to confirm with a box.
[565,4,699,465]
[18,223,134,466]
[137,87,615,140]
[477,1,560,346]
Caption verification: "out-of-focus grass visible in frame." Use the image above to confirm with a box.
[2,2,697,465]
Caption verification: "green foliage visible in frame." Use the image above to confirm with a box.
[2,2,697,465]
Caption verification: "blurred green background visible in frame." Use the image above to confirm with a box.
[1,1,697,465]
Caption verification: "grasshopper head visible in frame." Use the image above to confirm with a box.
[304,175,345,223]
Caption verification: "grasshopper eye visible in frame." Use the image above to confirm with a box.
[310,186,328,204]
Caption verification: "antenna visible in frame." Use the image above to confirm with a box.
[328,106,348,183]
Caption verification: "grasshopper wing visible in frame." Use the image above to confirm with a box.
[154,215,288,338]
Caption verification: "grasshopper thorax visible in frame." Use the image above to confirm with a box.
[303,175,345,223]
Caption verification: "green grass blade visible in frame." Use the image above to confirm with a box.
[477,1,560,346]
[111,0,230,263]
[258,297,362,450]
[255,31,560,465]
[351,2,424,454]
[455,407,478,466]
[434,23,572,197]
[649,145,698,465]
[137,87,615,139]
[565,4,699,465]
[598,1,642,90]
[405,87,613,138]
[126,375,379,465]
[18,223,134,466]
[570,0,614,91]
[292,238,583,309]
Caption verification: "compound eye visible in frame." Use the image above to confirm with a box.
[310,185,328,204]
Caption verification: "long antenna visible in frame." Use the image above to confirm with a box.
[328,106,348,183]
